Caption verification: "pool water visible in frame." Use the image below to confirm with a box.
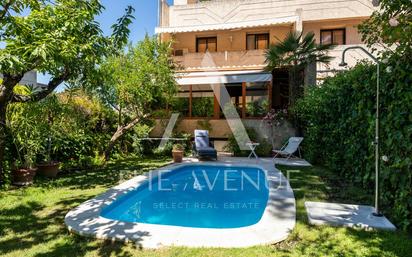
[101,164,269,229]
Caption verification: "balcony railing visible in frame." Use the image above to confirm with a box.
[173,44,383,73]
[173,50,267,71]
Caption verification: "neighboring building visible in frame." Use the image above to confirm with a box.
[154,0,378,148]
[1,71,49,92]
[0,71,38,87]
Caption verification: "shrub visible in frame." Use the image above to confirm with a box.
[7,101,45,169]
[4,90,120,173]
[294,53,412,230]
[145,132,191,157]
[50,92,117,169]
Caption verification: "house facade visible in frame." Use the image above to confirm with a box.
[153,0,378,149]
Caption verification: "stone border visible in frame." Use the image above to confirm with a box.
[64,158,296,248]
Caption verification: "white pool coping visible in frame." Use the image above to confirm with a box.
[64,157,296,248]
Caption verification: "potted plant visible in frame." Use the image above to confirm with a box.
[8,98,44,185]
[37,140,60,178]
[37,107,60,178]
[11,153,38,186]
[172,144,184,163]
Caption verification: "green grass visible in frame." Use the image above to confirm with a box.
[0,158,411,257]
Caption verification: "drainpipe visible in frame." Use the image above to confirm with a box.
[295,8,316,86]
[158,0,162,27]
[157,0,163,42]
[294,8,303,35]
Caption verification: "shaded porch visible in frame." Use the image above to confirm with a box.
[173,70,290,120]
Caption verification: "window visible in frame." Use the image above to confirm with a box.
[172,82,272,119]
[174,49,184,56]
[219,83,270,118]
[174,85,214,118]
[191,85,214,118]
[245,82,269,117]
[196,37,217,53]
[320,29,346,45]
[222,83,243,118]
[246,33,269,50]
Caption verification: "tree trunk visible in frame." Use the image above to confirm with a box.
[0,104,8,186]
[104,115,144,161]
[289,68,299,107]
[288,67,305,137]
[104,127,125,161]
[304,61,317,87]
[288,67,305,107]
[0,74,23,186]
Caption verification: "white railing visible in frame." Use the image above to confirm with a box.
[174,49,267,71]
[173,44,385,76]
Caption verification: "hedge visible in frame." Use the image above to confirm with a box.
[295,52,412,231]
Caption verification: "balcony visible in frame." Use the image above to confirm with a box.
[173,44,383,76]
[173,50,267,71]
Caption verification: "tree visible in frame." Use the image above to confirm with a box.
[265,32,334,107]
[0,0,42,23]
[0,0,135,185]
[358,0,412,55]
[94,36,177,161]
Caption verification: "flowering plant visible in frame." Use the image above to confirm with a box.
[263,109,288,127]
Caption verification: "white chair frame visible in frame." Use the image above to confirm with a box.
[273,137,303,160]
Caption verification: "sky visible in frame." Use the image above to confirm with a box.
[38,0,173,85]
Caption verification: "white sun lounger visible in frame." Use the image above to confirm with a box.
[273,137,304,160]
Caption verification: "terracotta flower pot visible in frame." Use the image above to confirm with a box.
[12,168,37,186]
[172,150,184,163]
[37,162,60,178]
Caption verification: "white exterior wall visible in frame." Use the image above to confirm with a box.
[20,71,38,87]
[166,0,376,28]
[173,0,187,5]
[159,0,380,75]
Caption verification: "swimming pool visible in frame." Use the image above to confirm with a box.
[65,159,296,248]
[101,164,269,228]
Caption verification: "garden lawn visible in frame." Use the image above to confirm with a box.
[0,158,411,257]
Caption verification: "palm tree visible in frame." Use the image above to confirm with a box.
[265,31,334,106]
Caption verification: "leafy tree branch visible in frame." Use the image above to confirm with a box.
[90,36,178,161]
[0,0,135,185]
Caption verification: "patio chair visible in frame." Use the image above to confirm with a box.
[193,130,217,160]
[273,137,304,160]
